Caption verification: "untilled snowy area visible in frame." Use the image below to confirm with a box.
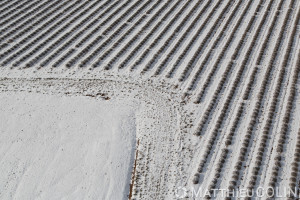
[0,77,181,199]
[0,92,136,200]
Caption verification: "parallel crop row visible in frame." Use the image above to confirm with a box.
[166,0,225,78]
[267,54,299,197]
[186,0,263,93]
[267,19,299,197]
[62,0,126,67]
[25,0,117,68]
[39,0,137,67]
[72,0,123,49]
[0,0,37,26]
[91,0,184,69]
[127,0,195,72]
[246,7,299,196]
[39,0,115,67]
[153,0,215,75]
[86,1,160,69]
[0,0,66,44]
[99,0,177,70]
[222,0,297,197]
[67,0,165,68]
[0,0,84,65]
[0,0,21,16]
[189,0,267,176]
[193,0,278,136]
[287,129,300,200]
[78,0,151,68]
[192,0,285,195]
[192,101,245,195]
[0,0,56,38]
[177,0,242,82]
[131,0,204,72]
[25,0,130,68]
[194,0,280,103]
[0,0,45,29]
[241,0,284,102]
[106,0,184,70]
[52,48,76,68]
[11,0,100,67]
[199,7,284,185]
[0,0,73,51]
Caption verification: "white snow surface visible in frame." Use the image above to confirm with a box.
[0,92,136,200]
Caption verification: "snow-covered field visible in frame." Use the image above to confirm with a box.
[0,92,136,200]
[0,0,300,199]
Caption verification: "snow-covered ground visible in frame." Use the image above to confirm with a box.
[0,92,136,200]
[0,76,182,199]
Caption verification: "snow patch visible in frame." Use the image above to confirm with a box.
[0,92,136,200]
